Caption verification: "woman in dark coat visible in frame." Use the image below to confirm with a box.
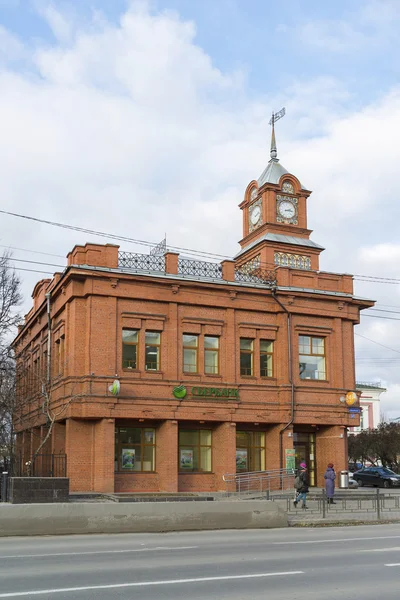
[324,463,336,504]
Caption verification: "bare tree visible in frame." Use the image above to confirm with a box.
[0,253,22,470]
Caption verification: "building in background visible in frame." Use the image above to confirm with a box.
[348,382,386,434]
[12,122,374,493]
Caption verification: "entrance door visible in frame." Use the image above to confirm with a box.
[236,431,265,472]
[294,432,316,486]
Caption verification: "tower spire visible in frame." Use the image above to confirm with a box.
[269,107,285,161]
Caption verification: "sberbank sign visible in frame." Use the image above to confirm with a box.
[192,387,239,398]
[172,385,239,399]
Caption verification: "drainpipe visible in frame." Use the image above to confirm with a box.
[45,292,51,385]
[271,289,295,471]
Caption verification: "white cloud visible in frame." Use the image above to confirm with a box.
[297,0,400,54]
[35,2,75,43]
[0,0,400,417]
[0,24,25,63]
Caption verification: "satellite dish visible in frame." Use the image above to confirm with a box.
[109,380,120,396]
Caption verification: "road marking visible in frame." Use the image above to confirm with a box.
[0,546,198,559]
[273,535,400,545]
[0,571,304,597]
[362,547,400,552]
[385,563,400,567]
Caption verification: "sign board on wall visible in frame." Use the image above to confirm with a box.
[285,449,296,471]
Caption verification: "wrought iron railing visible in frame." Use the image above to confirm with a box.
[178,258,222,279]
[31,454,67,478]
[3,453,67,479]
[234,267,276,286]
[118,252,166,272]
[117,251,277,287]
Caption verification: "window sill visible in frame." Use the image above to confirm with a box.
[203,374,223,379]
[299,378,329,384]
[240,375,257,379]
[178,471,214,475]
[115,471,156,475]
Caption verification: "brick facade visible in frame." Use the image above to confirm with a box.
[12,156,373,492]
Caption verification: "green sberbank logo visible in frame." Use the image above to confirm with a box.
[173,385,187,399]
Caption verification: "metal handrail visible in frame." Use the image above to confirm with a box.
[222,468,296,496]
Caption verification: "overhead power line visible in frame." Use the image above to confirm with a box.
[0,209,229,261]
[355,332,400,354]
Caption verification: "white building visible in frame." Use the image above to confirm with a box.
[348,382,386,434]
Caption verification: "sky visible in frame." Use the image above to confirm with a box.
[1,0,400,418]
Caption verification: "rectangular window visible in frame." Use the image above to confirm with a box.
[240,338,254,376]
[204,336,219,374]
[299,335,326,380]
[54,336,65,377]
[179,429,212,472]
[145,332,161,371]
[59,336,65,375]
[260,340,273,377]
[236,431,265,472]
[115,426,155,472]
[183,334,198,373]
[122,329,139,369]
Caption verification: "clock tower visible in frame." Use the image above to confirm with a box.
[236,110,324,273]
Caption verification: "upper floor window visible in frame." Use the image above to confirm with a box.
[260,340,273,377]
[54,336,65,377]
[122,329,138,369]
[145,332,161,371]
[204,336,219,375]
[299,335,326,380]
[240,338,254,376]
[183,334,198,373]
[115,426,155,472]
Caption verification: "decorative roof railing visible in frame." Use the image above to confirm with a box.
[178,258,222,280]
[234,267,276,286]
[356,381,384,389]
[118,252,165,272]
[117,251,276,287]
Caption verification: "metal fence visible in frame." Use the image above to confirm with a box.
[259,488,400,520]
[0,453,67,502]
[222,468,296,497]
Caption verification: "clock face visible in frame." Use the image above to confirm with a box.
[278,200,295,219]
[250,205,261,225]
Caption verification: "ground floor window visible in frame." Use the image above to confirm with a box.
[236,431,265,472]
[115,426,155,472]
[179,429,212,472]
[294,431,316,486]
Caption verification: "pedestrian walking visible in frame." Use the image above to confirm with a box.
[324,463,336,504]
[294,463,309,509]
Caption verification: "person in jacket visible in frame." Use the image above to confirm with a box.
[294,463,309,509]
[324,463,336,504]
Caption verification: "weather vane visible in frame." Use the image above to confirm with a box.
[269,107,285,159]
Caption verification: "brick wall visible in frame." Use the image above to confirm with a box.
[12,239,372,494]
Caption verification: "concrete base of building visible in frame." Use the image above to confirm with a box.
[0,500,287,536]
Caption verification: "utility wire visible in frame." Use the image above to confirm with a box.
[355,332,400,354]
[2,208,400,284]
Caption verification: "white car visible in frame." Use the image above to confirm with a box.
[348,472,359,489]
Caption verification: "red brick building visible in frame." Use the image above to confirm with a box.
[13,131,373,493]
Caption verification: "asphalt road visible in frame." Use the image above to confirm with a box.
[0,524,399,599]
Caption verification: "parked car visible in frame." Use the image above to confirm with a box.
[353,467,400,488]
[348,473,359,489]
